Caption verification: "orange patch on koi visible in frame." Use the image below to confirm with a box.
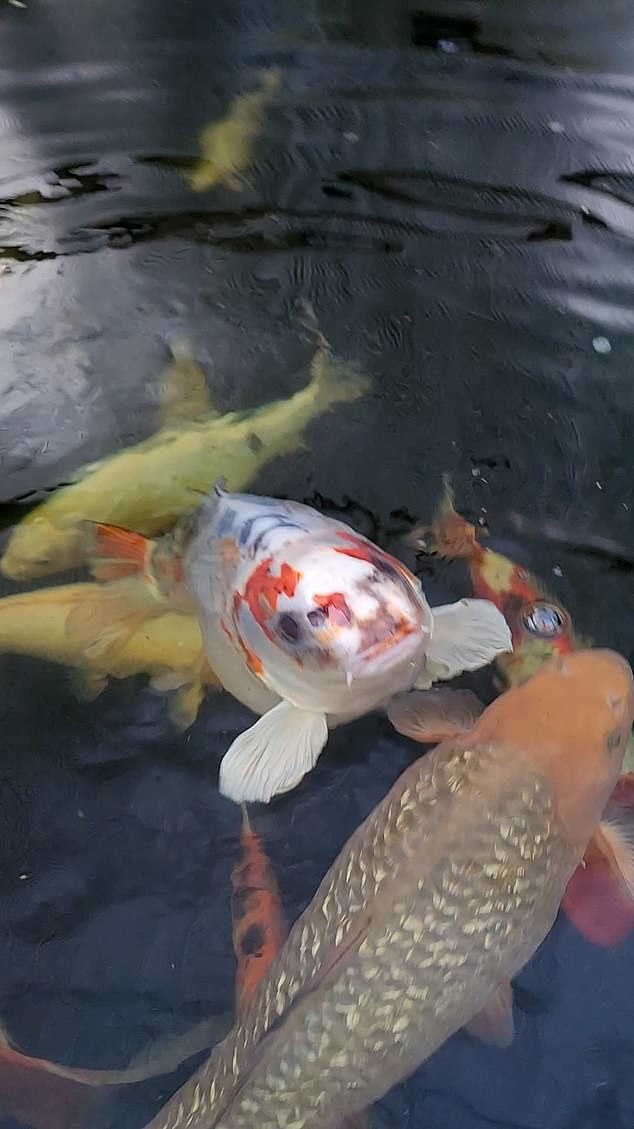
[314,591,352,626]
[243,558,302,623]
[231,807,287,1016]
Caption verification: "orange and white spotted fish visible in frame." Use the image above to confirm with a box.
[79,482,512,804]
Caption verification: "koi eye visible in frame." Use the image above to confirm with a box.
[277,613,301,643]
[307,607,327,628]
[521,602,567,639]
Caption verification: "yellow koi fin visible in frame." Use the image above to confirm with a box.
[298,300,371,408]
[70,669,109,703]
[167,681,207,732]
[308,342,371,410]
[64,579,164,662]
[149,651,215,731]
[187,68,281,193]
[156,338,217,425]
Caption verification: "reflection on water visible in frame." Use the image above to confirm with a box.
[0,0,634,1125]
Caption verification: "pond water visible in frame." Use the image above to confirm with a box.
[0,0,633,1126]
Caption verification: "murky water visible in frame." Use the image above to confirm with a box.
[0,0,633,1126]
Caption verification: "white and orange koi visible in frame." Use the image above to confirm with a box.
[78,484,512,804]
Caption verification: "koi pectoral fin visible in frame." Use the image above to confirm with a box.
[64,579,162,661]
[219,702,329,804]
[79,521,153,582]
[168,682,207,732]
[561,782,634,947]
[464,981,515,1048]
[421,598,512,683]
[387,687,484,744]
[594,814,634,901]
[70,669,109,703]
[0,1044,103,1129]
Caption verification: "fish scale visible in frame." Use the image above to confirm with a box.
[143,739,576,1129]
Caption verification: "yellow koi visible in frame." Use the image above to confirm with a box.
[1,336,369,582]
[187,69,281,192]
[0,583,217,730]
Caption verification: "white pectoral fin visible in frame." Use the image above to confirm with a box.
[219,701,329,804]
[422,598,512,682]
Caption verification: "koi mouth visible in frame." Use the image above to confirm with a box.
[357,619,421,665]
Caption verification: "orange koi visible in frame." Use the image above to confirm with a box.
[229,807,370,1128]
[415,474,583,690]
[413,474,634,948]
[230,805,288,1017]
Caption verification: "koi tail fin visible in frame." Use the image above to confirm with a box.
[155,338,218,424]
[0,1043,107,1129]
[406,472,480,561]
[0,1013,232,1129]
[299,301,371,409]
[561,772,634,947]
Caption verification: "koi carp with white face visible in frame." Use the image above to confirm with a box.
[77,484,512,803]
[180,484,512,802]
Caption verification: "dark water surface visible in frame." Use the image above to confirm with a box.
[0,0,634,1126]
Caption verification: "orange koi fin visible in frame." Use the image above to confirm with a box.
[80,521,154,582]
[64,578,164,662]
[0,1012,229,1129]
[407,473,480,561]
[231,805,287,1016]
[386,687,484,744]
[0,1043,102,1129]
[464,981,515,1048]
[561,773,634,946]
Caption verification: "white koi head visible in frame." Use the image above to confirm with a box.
[184,486,432,716]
